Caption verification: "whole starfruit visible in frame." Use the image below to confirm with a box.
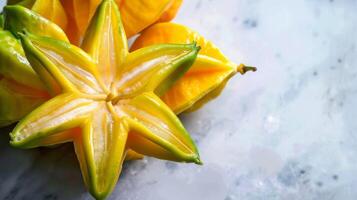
[0,1,255,127]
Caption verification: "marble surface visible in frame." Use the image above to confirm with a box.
[1,0,357,199]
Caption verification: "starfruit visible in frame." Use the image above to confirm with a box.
[0,30,48,126]
[3,5,68,41]
[0,2,255,127]
[0,4,71,126]
[10,0,200,199]
[1,4,142,159]
[132,23,256,113]
[7,0,68,30]
[9,0,183,44]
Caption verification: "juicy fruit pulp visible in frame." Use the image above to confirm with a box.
[9,1,200,199]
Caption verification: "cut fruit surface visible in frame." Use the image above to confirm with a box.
[10,1,200,199]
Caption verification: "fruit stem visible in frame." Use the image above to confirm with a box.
[237,64,257,75]
[194,157,203,165]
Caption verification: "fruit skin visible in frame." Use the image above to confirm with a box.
[3,5,68,41]
[68,0,183,44]
[119,0,180,38]
[157,0,183,22]
[0,77,48,126]
[7,0,35,7]
[9,0,183,44]
[0,5,76,127]
[7,0,69,40]
[0,30,49,126]
[132,22,255,114]
[31,0,68,31]
[0,14,4,29]
[0,30,43,89]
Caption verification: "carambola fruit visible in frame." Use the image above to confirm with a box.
[0,0,257,199]
[0,2,254,127]
[0,30,48,126]
[10,0,200,198]
[0,4,68,126]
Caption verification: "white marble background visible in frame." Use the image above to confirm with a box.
[1,0,357,199]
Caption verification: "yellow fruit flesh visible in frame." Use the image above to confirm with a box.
[10,1,200,199]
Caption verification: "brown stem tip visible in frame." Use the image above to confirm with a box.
[237,64,257,75]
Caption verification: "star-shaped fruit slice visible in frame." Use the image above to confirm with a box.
[10,0,200,199]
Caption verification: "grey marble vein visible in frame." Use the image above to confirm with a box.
[1,0,357,199]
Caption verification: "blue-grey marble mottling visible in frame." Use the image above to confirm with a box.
[1,0,357,199]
